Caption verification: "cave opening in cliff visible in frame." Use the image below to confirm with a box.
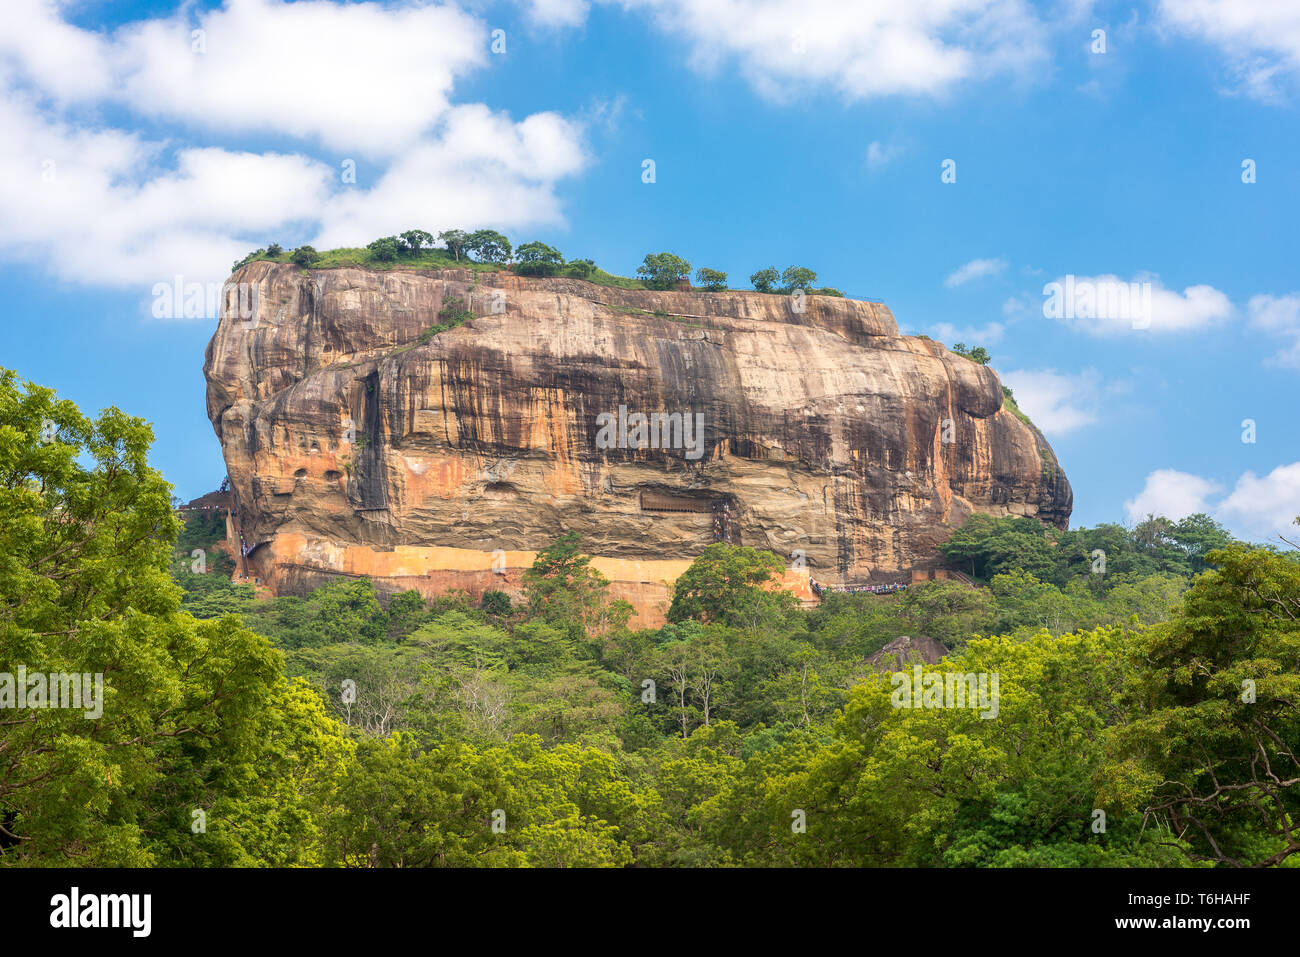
[639,490,724,513]
[639,490,741,545]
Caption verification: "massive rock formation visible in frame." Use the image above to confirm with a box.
[204,261,1071,625]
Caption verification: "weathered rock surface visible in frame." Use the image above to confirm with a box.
[867,635,952,672]
[204,262,1071,625]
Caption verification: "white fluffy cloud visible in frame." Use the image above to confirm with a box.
[1125,464,1300,542]
[1160,0,1300,100]
[5,0,486,154]
[524,0,592,27]
[313,106,586,250]
[1248,293,1300,366]
[1000,368,1104,435]
[0,0,115,101]
[945,257,1007,287]
[1124,469,1223,524]
[0,91,335,285]
[1042,273,1235,335]
[607,0,1048,101]
[0,0,588,293]
[1216,463,1300,541]
[110,0,486,156]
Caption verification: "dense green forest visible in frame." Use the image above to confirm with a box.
[3,369,1299,867]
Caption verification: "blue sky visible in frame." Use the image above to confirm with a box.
[2,0,1298,541]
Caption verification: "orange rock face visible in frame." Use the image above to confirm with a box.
[204,262,1070,626]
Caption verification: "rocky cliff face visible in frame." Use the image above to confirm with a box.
[204,262,1071,625]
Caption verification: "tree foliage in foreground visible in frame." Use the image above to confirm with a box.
[5,367,1298,868]
[0,369,349,865]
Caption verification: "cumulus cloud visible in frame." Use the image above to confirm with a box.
[110,0,486,156]
[1126,463,1300,542]
[0,92,334,285]
[312,106,587,250]
[945,257,1007,287]
[1216,463,1300,541]
[1124,469,1223,524]
[0,0,589,295]
[1042,273,1234,335]
[0,0,115,101]
[524,0,592,27]
[1159,0,1300,100]
[607,0,1048,102]
[1247,293,1300,366]
[1000,368,1105,435]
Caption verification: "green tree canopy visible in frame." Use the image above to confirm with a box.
[667,543,794,628]
[523,533,630,638]
[515,241,565,276]
[779,266,817,292]
[366,236,401,262]
[438,229,470,261]
[0,369,348,865]
[466,229,512,263]
[291,245,319,267]
[749,267,779,292]
[952,342,991,364]
[565,258,596,280]
[637,253,691,290]
[695,267,727,290]
[1101,544,1300,867]
[400,229,435,254]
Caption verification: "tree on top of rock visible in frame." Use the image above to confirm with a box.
[695,268,727,291]
[749,267,779,292]
[637,252,696,289]
[438,229,469,261]
[400,230,435,255]
[565,258,596,280]
[466,229,512,264]
[291,245,319,267]
[637,252,692,290]
[952,342,991,365]
[366,236,401,262]
[515,241,565,276]
[779,266,817,293]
